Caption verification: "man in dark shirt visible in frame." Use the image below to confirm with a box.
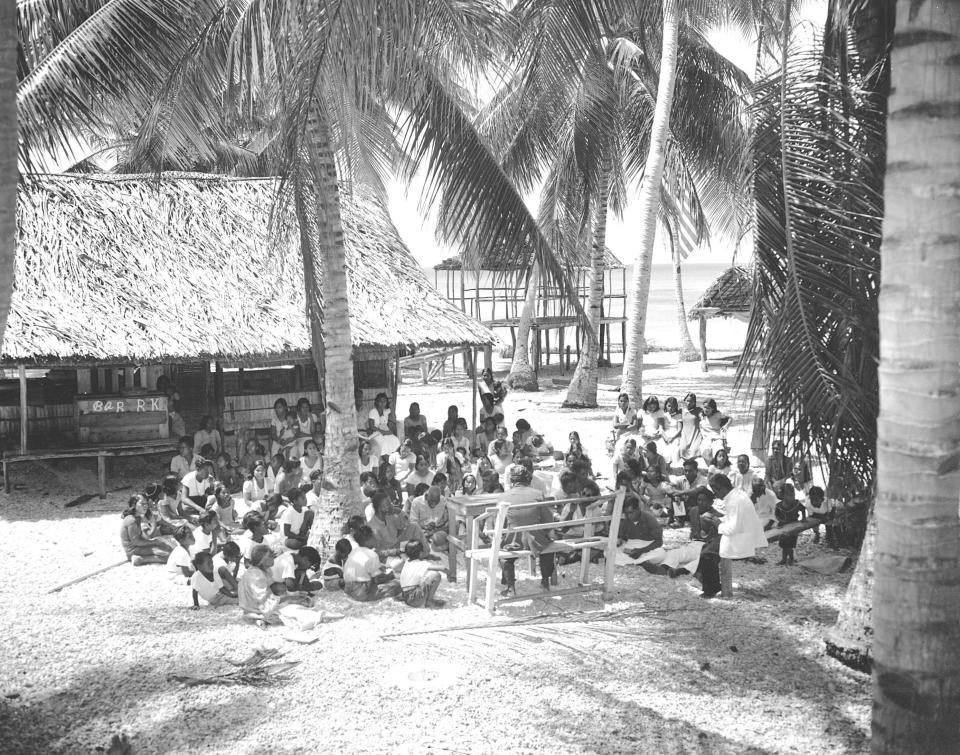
[617,496,663,559]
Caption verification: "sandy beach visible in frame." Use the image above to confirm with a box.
[0,352,868,754]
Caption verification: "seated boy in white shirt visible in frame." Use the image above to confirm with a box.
[399,542,446,608]
[342,525,401,602]
[190,551,238,608]
[166,525,196,583]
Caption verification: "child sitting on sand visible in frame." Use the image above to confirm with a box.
[272,546,323,595]
[343,525,401,602]
[190,551,238,608]
[166,525,196,582]
[191,510,221,556]
[214,541,242,594]
[279,488,315,550]
[120,495,174,566]
[322,538,352,590]
[399,542,446,608]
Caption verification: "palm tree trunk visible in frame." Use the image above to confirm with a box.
[825,505,876,672]
[563,166,611,408]
[872,2,960,750]
[665,219,699,361]
[506,260,540,391]
[299,106,363,557]
[620,0,680,405]
[0,0,17,348]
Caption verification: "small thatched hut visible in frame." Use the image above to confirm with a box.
[433,246,626,370]
[687,265,752,371]
[1,173,495,451]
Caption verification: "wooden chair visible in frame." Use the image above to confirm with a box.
[465,490,625,615]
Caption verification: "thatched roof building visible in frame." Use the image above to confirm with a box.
[687,266,752,322]
[3,174,495,366]
[433,245,623,271]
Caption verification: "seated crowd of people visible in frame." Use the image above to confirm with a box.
[118,380,838,624]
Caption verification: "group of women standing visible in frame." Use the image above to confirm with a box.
[610,392,731,469]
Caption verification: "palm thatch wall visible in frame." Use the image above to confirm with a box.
[434,246,623,271]
[687,266,752,322]
[2,173,495,366]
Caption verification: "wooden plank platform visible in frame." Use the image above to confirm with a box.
[3,439,179,497]
[764,519,818,543]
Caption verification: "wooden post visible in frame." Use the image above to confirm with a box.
[483,345,493,370]
[97,453,107,499]
[124,367,135,389]
[565,345,571,372]
[76,369,92,395]
[471,348,478,433]
[699,314,708,372]
[603,491,625,599]
[558,328,565,375]
[214,361,225,418]
[545,329,551,365]
[532,326,541,376]
[18,365,27,453]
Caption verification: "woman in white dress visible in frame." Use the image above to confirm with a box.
[243,460,270,512]
[608,393,638,456]
[269,398,289,457]
[661,396,684,470]
[366,392,400,458]
[638,396,666,447]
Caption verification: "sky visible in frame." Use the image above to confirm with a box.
[387,4,827,269]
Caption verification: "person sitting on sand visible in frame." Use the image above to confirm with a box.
[239,544,343,628]
[279,487,315,551]
[661,397,684,469]
[237,511,274,566]
[679,393,703,461]
[667,459,710,537]
[367,392,400,458]
[243,460,271,511]
[612,438,642,483]
[157,475,195,529]
[751,479,777,531]
[479,393,503,426]
[166,525,196,582]
[729,454,757,494]
[408,485,449,550]
[617,496,663,559]
[207,484,239,532]
[343,526,402,602]
[707,447,732,478]
[120,495,174,566]
[272,546,323,595]
[403,402,429,443]
[299,439,323,485]
[170,436,196,479]
[638,466,673,520]
[181,461,215,509]
[528,433,555,461]
[460,473,479,496]
[193,415,222,457]
[190,551,238,608]
[191,510,221,556]
[764,440,792,495]
[368,491,429,564]
[214,541,242,594]
[322,538,352,590]
[404,454,434,498]
[399,541,446,608]
[451,418,473,458]
[274,458,302,498]
[389,439,418,481]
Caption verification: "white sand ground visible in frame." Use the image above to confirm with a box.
[0,352,869,754]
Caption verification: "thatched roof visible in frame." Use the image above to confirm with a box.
[3,174,495,366]
[434,245,623,271]
[688,266,753,320]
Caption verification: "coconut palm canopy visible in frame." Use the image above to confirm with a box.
[2,173,495,365]
[687,265,752,322]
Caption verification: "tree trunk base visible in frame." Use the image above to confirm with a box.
[561,400,598,409]
[678,346,700,362]
[506,364,539,392]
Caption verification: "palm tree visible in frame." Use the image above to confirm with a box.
[17,1,588,552]
[479,0,750,405]
[0,0,15,349]
[872,1,960,749]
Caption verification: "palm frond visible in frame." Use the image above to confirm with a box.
[738,32,883,497]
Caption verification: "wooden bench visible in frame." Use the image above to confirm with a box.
[464,491,625,615]
[2,438,180,498]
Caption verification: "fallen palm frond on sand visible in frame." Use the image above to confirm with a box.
[168,648,299,687]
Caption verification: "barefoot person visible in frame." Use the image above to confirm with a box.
[120,495,174,566]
